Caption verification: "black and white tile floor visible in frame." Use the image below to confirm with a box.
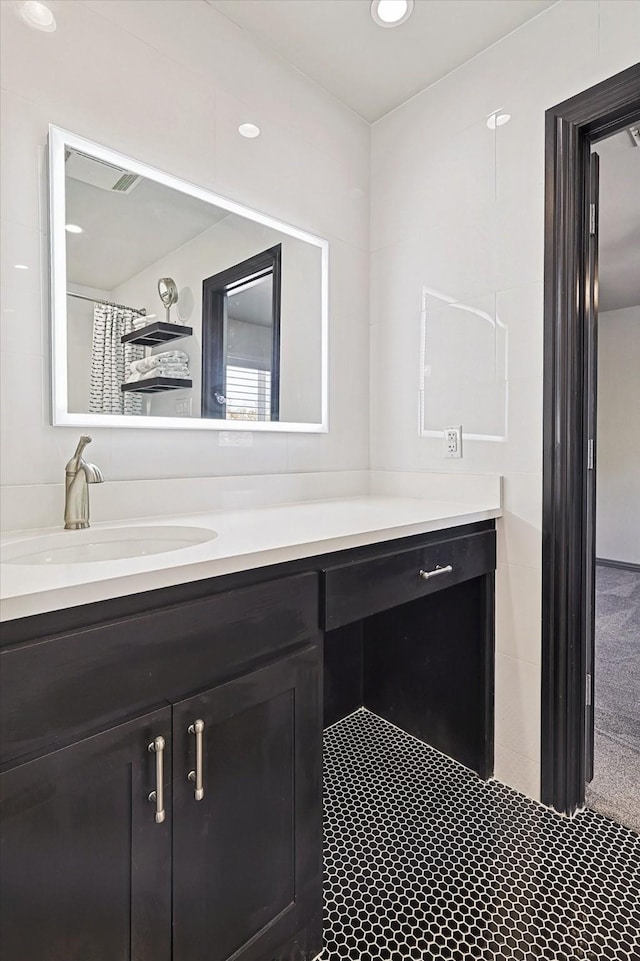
[323,710,640,961]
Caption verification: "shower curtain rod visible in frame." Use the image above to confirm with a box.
[66,291,146,316]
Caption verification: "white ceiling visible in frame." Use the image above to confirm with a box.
[66,169,227,290]
[206,0,556,122]
[596,128,640,313]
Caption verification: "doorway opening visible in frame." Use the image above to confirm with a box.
[201,245,282,422]
[541,63,640,817]
[584,126,640,832]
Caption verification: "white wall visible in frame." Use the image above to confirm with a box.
[0,0,369,488]
[596,306,640,565]
[370,0,640,799]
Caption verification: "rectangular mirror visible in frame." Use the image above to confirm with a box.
[49,126,328,431]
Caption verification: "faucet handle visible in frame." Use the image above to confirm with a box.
[65,434,104,484]
[66,435,93,473]
[75,434,92,455]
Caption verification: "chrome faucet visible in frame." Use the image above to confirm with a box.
[64,435,104,530]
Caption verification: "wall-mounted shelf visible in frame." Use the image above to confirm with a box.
[120,377,193,395]
[121,321,192,347]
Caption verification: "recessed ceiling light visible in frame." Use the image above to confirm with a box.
[14,264,29,270]
[238,123,260,139]
[16,1,57,32]
[65,223,83,234]
[487,110,511,130]
[371,0,414,28]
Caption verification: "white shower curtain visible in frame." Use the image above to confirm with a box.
[89,304,144,415]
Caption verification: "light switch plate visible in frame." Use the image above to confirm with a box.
[444,426,462,458]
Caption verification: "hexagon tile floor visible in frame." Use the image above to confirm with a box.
[323,709,640,961]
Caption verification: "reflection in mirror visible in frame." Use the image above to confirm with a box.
[202,246,281,422]
[51,127,328,431]
[157,277,179,322]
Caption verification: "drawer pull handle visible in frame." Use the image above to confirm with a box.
[419,564,453,581]
[148,735,166,824]
[188,719,205,801]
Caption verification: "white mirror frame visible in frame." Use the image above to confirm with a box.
[49,125,329,432]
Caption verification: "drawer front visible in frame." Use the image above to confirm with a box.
[322,530,495,630]
[0,572,319,766]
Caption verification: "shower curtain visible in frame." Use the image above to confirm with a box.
[89,304,144,415]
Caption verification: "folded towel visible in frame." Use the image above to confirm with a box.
[128,351,189,375]
[125,366,190,383]
[153,349,189,362]
[125,365,190,384]
[149,365,189,378]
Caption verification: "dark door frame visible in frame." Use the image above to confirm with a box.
[541,63,640,814]
[202,244,282,421]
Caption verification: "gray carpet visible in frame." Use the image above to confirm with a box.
[586,565,640,834]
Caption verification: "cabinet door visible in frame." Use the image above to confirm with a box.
[172,645,322,961]
[0,707,172,961]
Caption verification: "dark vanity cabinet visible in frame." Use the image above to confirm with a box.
[0,573,323,961]
[172,647,322,961]
[0,520,496,961]
[0,706,173,961]
[321,523,496,778]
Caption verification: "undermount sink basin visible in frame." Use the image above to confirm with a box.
[0,526,218,566]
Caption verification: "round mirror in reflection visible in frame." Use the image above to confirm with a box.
[158,277,179,308]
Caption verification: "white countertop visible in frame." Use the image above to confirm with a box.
[0,496,502,622]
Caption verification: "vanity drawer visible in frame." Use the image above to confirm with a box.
[322,529,495,630]
[0,572,319,765]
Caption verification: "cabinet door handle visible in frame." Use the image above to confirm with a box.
[419,564,453,581]
[188,719,205,801]
[148,735,166,824]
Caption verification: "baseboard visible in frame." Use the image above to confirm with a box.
[596,557,640,573]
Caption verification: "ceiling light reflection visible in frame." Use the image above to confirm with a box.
[487,110,511,130]
[17,1,56,32]
[238,123,260,139]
